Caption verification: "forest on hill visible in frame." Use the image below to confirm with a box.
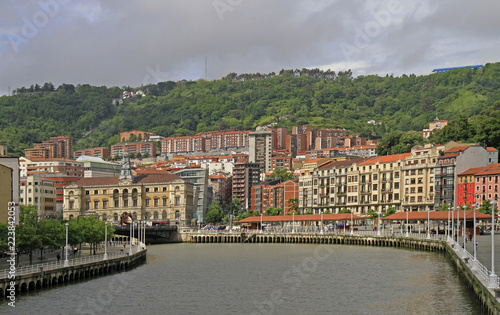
[1,63,499,157]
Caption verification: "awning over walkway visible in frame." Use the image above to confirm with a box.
[235,213,364,224]
[382,210,493,221]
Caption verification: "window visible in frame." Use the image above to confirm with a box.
[394,182,399,189]
[146,188,150,192]
[124,199,128,208]
[94,190,98,195]
[154,198,159,207]
[145,199,150,207]
[94,200,99,209]
[163,187,167,192]
[85,190,90,195]
[69,201,74,209]
[175,197,180,205]
[154,187,159,192]
[85,200,90,210]
[163,198,167,206]
[103,199,108,209]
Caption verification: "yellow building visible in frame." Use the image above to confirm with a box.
[0,157,19,223]
[63,154,195,226]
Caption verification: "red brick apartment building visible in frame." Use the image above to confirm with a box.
[111,142,156,157]
[73,147,110,159]
[25,136,73,160]
[251,180,299,214]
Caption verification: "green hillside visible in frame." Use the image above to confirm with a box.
[1,63,500,157]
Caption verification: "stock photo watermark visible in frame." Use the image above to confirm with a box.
[142,64,169,85]
[75,271,136,315]
[340,0,410,62]
[6,201,17,308]
[250,245,335,315]
[7,0,71,53]
[213,0,243,21]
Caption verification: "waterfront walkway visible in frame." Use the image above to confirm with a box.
[0,242,144,279]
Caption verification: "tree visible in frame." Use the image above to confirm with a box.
[205,201,223,224]
[269,168,294,181]
[143,151,149,158]
[438,203,450,211]
[16,205,42,265]
[367,209,378,225]
[266,207,282,216]
[287,198,299,215]
[478,200,497,215]
[339,208,351,214]
[0,223,8,252]
[37,219,65,261]
[383,207,396,217]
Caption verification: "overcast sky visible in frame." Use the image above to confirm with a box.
[0,0,498,95]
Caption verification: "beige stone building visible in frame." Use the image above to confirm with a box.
[63,154,195,226]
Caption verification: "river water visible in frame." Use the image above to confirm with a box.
[1,243,480,314]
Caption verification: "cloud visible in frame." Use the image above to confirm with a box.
[0,0,498,95]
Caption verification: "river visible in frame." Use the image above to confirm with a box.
[1,243,480,314]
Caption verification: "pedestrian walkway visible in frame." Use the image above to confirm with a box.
[0,241,135,270]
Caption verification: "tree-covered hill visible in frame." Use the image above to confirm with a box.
[1,63,500,157]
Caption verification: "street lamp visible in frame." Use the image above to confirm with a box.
[472,202,478,271]
[64,222,69,267]
[427,208,431,240]
[260,213,263,233]
[405,208,409,237]
[447,208,450,241]
[129,221,133,256]
[377,209,381,236]
[350,211,353,236]
[320,210,324,234]
[104,222,108,260]
[489,199,498,288]
[451,206,455,243]
[463,203,467,251]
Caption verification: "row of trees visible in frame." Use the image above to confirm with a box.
[0,205,114,265]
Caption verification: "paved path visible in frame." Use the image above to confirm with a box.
[0,242,135,270]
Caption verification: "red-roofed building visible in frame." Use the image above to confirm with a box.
[63,158,195,225]
[251,179,299,215]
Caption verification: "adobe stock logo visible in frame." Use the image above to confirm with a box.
[213,0,243,21]
[340,0,404,62]
[8,0,71,53]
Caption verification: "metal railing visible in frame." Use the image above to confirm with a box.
[0,247,144,280]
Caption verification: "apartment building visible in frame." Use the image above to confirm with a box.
[120,130,156,142]
[232,163,261,210]
[251,179,299,215]
[19,175,56,215]
[111,142,157,157]
[0,157,19,223]
[25,136,73,160]
[249,129,273,173]
[73,147,110,159]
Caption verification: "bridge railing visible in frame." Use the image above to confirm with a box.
[0,248,145,280]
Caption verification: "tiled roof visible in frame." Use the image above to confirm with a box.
[358,153,410,165]
[476,163,500,176]
[487,147,498,152]
[458,166,487,176]
[446,145,471,153]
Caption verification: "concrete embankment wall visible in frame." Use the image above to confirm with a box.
[187,232,498,314]
[0,249,146,297]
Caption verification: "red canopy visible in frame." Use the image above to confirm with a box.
[235,213,364,223]
[382,210,492,221]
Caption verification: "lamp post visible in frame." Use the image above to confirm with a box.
[463,203,467,250]
[427,208,431,239]
[377,210,381,236]
[405,208,409,237]
[456,206,461,243]
[447,208,450,241]
[320,210,324,234]
[104,222,108,260]
[451,207,455,243]
[489,199,498,288]
[350,211,353,235]
[260,213,263,233]
[64,222,69,267]
[472,202,478,270]
[129,221,133,256]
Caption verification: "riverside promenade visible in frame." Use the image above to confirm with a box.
[0,242,146,297]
